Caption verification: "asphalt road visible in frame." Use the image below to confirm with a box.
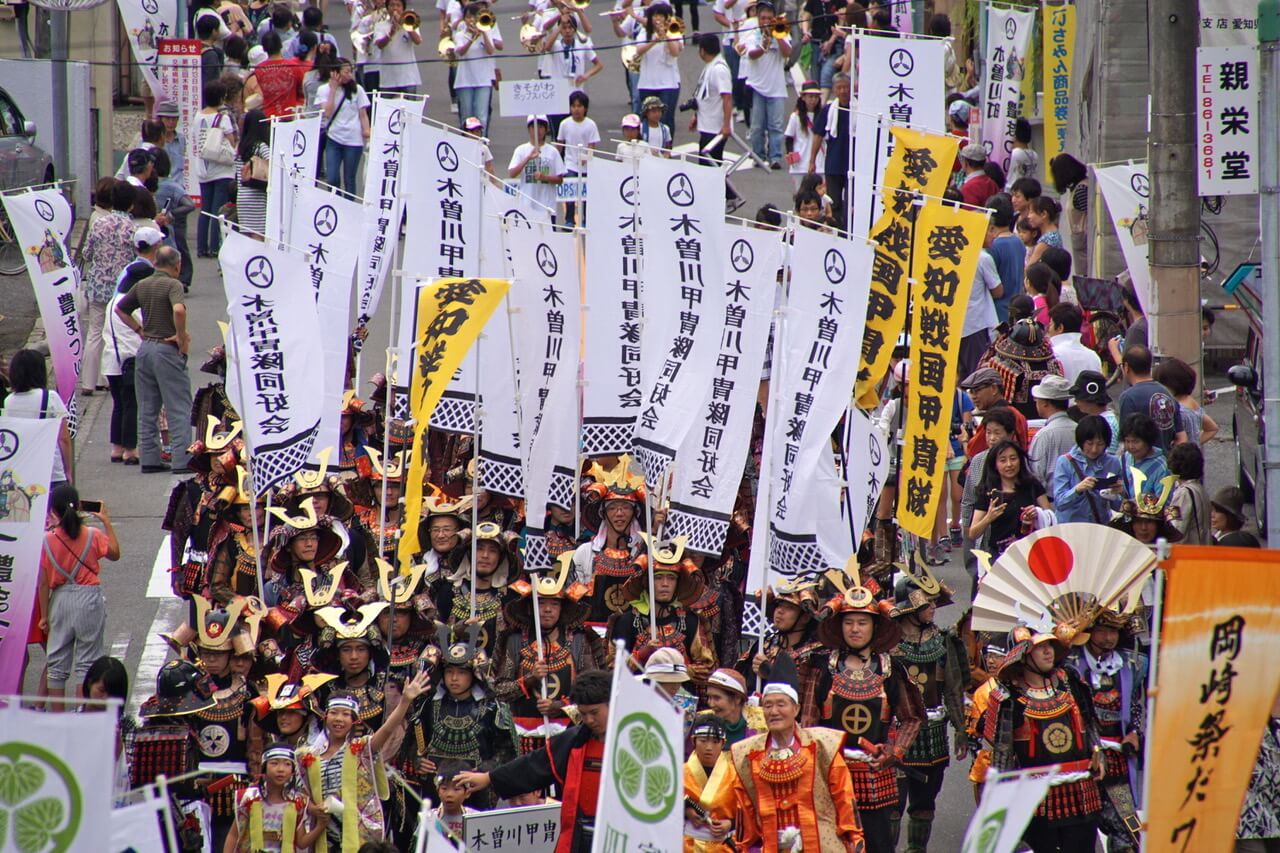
[13,8,1262,848]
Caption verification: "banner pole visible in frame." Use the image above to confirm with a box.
[226,324,267,602]
[529,572,553,740]
[1139,565,1166,818]
[888,196,924,564]
[470,332,483,622]
[644,480,657,640]
[574,229,586,546]
[378,269,404,562]
[155,776,183,853]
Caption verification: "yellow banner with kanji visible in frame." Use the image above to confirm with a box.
[854,126,960,410]
[1042,2,1075,181]
[398,277,511,569]
[895,202,986,538]
[1146,546,1280,852]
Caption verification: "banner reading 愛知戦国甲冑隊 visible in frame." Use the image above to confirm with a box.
[1146,547,1280,853]
[1093,161,1152,316]
[1196,44,1259,197]
[507,222,581,570]
[897,201,986,539]
[0,702,116,852]
[219,229,324,494]
[960,767,1055,853]
[665,224,781,558]
[980,6,1035,178]
[0,416,60,694]
[287,178,360,464]
[1042,3,1075,180]
[1,188,81,427]
[267,110,323,243]
[592,644,684,853]
[853,127,960,410]
[115,0,179,97]
[355,93,426,324]
[398,278,511,570]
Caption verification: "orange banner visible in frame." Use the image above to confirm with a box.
[1146,545,1280,852]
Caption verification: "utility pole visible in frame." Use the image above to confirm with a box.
[1146,2,1201,382]
[1260,0,1280,543]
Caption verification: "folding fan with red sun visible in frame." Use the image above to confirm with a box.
[971,523,1157,641]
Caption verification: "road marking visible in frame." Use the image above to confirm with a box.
[127,597,185,719]
[147,534,173,598]
[110,633,132,664]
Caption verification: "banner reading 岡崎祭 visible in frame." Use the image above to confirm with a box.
[115,0,180,97]
[665,224,781,557]
[1,188,82,426]
[1042,2,1075,180]
[1196,44,1259,197]
[219,229,325,494]
[0,416,60,695]
[287,179,361,464]
[980,7,1035,177]
[1146,547,1280,853]
[0,702,116,852]
[1093,161,1152,315]
[853,127,960,410]
[897,202,986,539]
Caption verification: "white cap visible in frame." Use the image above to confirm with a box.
[526,114,549,126]
[133,226,165,247]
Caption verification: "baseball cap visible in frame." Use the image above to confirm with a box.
[1068,370,1111,405]
[526,114,549,126]
[134,226,165,248]
[620,113,641,129]
[154,100,180,117]
[961,367,1002,390]
[961,142,987,162]
[641,647,690,684]
[463,116,484,131]
[248,45,268,67]
[948,99,971,124]
[1030,374,1072,401]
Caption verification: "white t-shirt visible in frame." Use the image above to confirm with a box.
[2,389,67,482]
[744,27,786,98]
[314,83,371,146]
[962,249,1001,338]
[784,112,822,174]
[353,8,382,69]
[695,55,734,134]
[637,30,681,90]
[375,21,423,88]
[547,34,598,84]
[712,0,745,46]
[509,142,566,214]
[557,116,600,173]
[1006,147,1040,188]
[453,21,504,88]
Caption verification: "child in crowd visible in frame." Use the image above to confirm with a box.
[433,760,478,844]
[508,114,566,220]
[616,113,653,159]
[784,81,823,190]
[1119,413,1169,498]
[557,90,600,227]
[683,713,736,852]
[225,744,328,853]
[641,95,673,154]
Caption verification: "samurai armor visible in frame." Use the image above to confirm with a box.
[130,725,197,788]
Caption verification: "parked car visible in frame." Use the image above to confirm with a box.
[1229,311,1266,537]
[0,86,55,275]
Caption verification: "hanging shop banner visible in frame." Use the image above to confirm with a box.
[355,93,426,325]
[632,156,727,485]
[843,407,890,547]
[1199,0,1259,47]
[288,179,360,463]
[0,416,60,694]
[117,0,180,101]
[1042,2,1075,178]
[1093,161,1152,314]
[156,39,203,201]
[980,7,1035,177]
[474,183,525,499]
[756,226,873,583]
[399,278,511,570]
[582,155,642,456]
[853,126,960,409]
[897,202,986,538]
[1196,44,1259,196]
[666,224,782,557]
[1146,547,1280,853]
[0,701,116,852]
[508,223,581,570]
[267,111,323,243]
[1,188,82,425]
[219,229,324,494]
[591,645,684,853]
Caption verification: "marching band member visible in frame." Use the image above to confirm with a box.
[348,0,384,90]
[452,0,503,125]
[743,0,790,169]
[374,0,423,94]
[609,0,645,109]
[508,114,567,222]
[634,2,683,135]
[540,14,603,93]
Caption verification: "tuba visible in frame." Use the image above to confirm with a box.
[620,43,641,72]
[438,31,456,56]
[401,8,421,30]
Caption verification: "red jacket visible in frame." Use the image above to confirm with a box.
[961,173,1002,208]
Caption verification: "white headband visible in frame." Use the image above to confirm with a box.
[761,683,799,704]
[262,746,296,765]
[327,695,360,714]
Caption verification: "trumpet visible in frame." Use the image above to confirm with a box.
[475,10,495,29]
[666,17,683,37]
[438,32,456,55]
[770,18,790,37]
[401,8,421,31]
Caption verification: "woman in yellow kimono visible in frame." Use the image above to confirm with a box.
[684,713,737,853]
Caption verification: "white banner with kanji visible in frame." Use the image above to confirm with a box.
[1196,44,1258,196]
[980,7,1035,177]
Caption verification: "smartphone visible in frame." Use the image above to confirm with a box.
[987,489,1002,503]
[80,499,103,513]
[1094,475,1119,490]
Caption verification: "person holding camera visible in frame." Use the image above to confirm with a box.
[316,57,371,195]
[39,485,121,712]
[1051,415,1124,525]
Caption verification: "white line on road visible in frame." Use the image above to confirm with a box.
[127,596,186,719]
[110,633,132,663]
[147,534,173,599]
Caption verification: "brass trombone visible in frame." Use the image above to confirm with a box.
[475,10,495,29]
[666,17,684,37]
[401,8,421,31]
[438,32,456,56]
[620,43,641,71]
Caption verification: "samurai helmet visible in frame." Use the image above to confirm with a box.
[1109,470,1183,543]
[584,454,648,506]
[621,534,704,606]
[889,564,954,619]
[358,446,406,482]
[751,575,820,623]
[436,622,488,675]
[816,557,900,653]
[251,673,337,732]
[277,448,354,519]
[507,551,591,630]
[192,593,264,656]
[188,416,244,476]
[266,505,345,574]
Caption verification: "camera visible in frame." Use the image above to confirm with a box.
[677,98,698,113]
